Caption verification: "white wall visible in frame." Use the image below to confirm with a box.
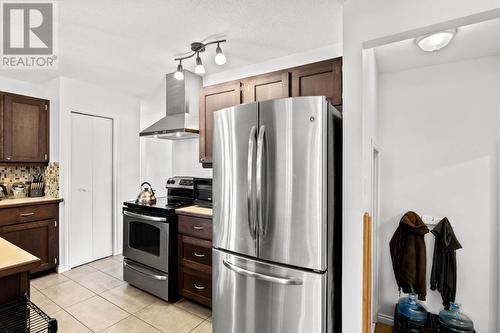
[140,79,173,197]
[59,77,140,268]
[342,2,500,332]
[172,139,212,178]
[376,55,500,332]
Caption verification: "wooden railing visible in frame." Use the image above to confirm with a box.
[363,212,373,333]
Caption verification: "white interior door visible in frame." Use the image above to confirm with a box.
[91,116,113,260]
[70,113,113,267]
[70,113,94,267]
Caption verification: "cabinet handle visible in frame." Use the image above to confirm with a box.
[194,283,205,290]
[193,252,205,258]
[20,212,34,217]
[193,225,204,230]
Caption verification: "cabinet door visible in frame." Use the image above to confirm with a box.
[242,70,289,103]
[199,81,241,165]
[291,58,343,106]
[2,94,49,163]
[0,219,58,273]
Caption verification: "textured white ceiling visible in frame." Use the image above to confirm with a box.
[375,17,500,73]
[0,0,342,97]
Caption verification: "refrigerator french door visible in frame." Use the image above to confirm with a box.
[213,96,342,333]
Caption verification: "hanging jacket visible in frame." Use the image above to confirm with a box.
[390,211,429,301]
[430,217,462,308]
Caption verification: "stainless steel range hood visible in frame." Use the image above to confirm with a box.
[140,70,202,140]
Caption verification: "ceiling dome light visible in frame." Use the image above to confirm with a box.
[174,62,184,80]
[215,43,226,65]
[195,53,205,74]
[416,29,457,52]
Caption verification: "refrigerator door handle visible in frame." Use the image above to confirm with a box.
[222,259,303,285]
[247,125,257,239]
[256,125,267,237]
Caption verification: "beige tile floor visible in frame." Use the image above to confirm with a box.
[30,254,212,333]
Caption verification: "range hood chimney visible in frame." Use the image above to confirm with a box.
[140,70,202,140]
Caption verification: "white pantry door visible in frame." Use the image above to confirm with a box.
[70,113,113,267]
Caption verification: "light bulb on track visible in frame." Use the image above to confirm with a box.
[215,43,226,65]
[195,54,205,74]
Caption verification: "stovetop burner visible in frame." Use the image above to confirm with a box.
[123,197,193,212]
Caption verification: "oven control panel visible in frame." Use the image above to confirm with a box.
[166,176,194,189]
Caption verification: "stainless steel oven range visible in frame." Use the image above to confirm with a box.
[123,176,194,301]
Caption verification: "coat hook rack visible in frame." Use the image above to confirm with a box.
[420,214,454,228]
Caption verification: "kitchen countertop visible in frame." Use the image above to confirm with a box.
[176,205,213,218]
[0,237,40,278]
[0,196,63,208]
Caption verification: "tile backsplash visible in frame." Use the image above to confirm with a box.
[44,163,59,198]
[0,163,59,197]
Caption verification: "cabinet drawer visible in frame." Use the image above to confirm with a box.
[178,215,212,240]
[181,235,212,266]
[183,271,212,300]
[0,204,58,226]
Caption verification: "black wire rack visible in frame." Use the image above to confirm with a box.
[0,296,57,333]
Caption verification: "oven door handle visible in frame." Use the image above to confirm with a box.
[124,261,167,281]
[123,210,167,222]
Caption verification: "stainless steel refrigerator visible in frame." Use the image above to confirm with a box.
[212,96,342,333]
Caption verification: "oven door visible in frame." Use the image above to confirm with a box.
[123,209,170,273]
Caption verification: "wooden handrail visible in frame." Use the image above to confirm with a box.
[363,212,373,333]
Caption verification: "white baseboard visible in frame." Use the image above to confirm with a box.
[56,265,69,273]
[377,313,394,326]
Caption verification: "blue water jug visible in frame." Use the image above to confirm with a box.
[397,293,428,325]
[439,303,474,332]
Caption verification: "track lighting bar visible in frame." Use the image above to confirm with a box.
[174,39,227,80]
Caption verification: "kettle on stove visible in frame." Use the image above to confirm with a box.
[0,184,7,200]
[136,182,157,205]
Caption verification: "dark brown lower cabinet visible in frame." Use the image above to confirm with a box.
[177,213,212,307]
[0,202,60,274]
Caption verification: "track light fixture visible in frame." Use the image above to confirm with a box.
[174,39,227,80]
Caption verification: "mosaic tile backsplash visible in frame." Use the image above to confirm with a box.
[44,162,59,198]
[0,162,59,198]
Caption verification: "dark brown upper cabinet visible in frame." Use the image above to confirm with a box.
[291,58,343,106]
[198,57,342,167]
[1,92,49,164]
[242,70,289,103]
[199,81,241,166]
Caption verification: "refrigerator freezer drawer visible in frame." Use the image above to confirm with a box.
[213,249,326,333]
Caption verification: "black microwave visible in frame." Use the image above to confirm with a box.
[194,178,212,208]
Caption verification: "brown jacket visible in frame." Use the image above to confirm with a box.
[389,211,429,300]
